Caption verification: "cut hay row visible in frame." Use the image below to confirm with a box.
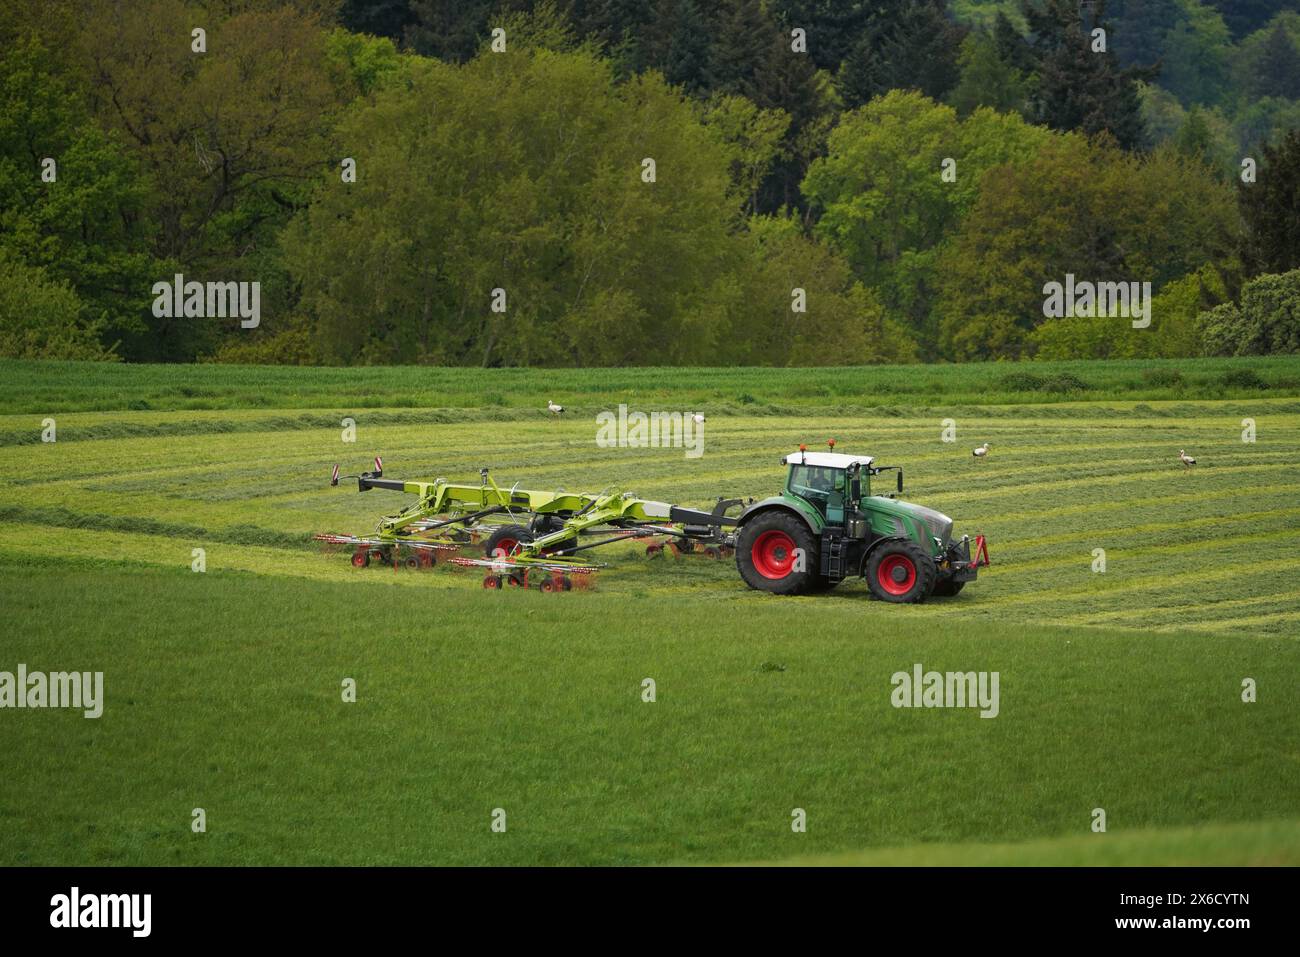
[3,399,1297,640]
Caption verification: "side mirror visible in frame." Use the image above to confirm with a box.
[897,470,904,494]
[850,478,861,501]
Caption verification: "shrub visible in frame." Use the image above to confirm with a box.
[1219,368,1267,389]
[1197,269,1300,356]
[0,255,117,361]
[997,370,1090,393]
[1042,372,1090,392]
[1143,368,1186,387]
[997,371,1047,392]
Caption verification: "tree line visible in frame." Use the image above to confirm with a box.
[1,0,1297,365]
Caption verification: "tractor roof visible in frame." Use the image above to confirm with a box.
[782,451,874,469]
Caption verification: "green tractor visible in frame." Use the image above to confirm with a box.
[733,443,988,602]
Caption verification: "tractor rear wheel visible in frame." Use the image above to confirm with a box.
[865,540,936,603]
[736,511,818,595]
[932,579,965,597]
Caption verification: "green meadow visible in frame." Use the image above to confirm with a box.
[1,358,1298,865]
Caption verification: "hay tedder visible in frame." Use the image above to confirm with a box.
[316,443,988,601]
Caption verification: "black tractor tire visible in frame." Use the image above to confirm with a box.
[932,579,965,597]
[736,511,819,595]
[484,524,531,559]
[529,514,565,535]
[484,522,574,559]
[865,539,937,603]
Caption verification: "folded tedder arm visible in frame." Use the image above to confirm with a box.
[318,462,742,589]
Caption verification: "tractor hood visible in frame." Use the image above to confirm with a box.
[867,497,954,546]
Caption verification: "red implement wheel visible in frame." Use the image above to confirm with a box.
[351,550,370,568]
[483,575,501,589]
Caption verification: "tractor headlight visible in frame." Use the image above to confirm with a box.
[912,506,953,547]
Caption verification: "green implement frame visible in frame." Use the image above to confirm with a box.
[331,463,739,567]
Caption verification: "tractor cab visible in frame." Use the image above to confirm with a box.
[783,449,873,525]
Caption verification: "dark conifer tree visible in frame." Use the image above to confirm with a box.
[767,0,874,73]
[1249,21,1300,100]
[1022,0,1151,150]
[1241,129,1300,276]
[1206,0,1300,40]
[833,1,965,108]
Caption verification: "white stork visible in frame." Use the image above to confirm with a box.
[547,400,564,416]
[1179,449,1196,468]
[972,442,990,459]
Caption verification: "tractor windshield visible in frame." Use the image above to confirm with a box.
[789,465,844,497]
[789,465,849,522]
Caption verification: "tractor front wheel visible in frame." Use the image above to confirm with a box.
[736,512,818,595]
[865,540,936,603]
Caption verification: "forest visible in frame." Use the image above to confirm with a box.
[1,0,1298,366]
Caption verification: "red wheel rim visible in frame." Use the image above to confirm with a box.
[351,551,367,567]
[752,530,798,579]
[483,576,499,589]
[494,538,518,555]
[877,554,917,595]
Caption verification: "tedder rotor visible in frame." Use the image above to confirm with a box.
[317,441,988,601]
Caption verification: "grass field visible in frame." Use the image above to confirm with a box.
[2,358,1299,865]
